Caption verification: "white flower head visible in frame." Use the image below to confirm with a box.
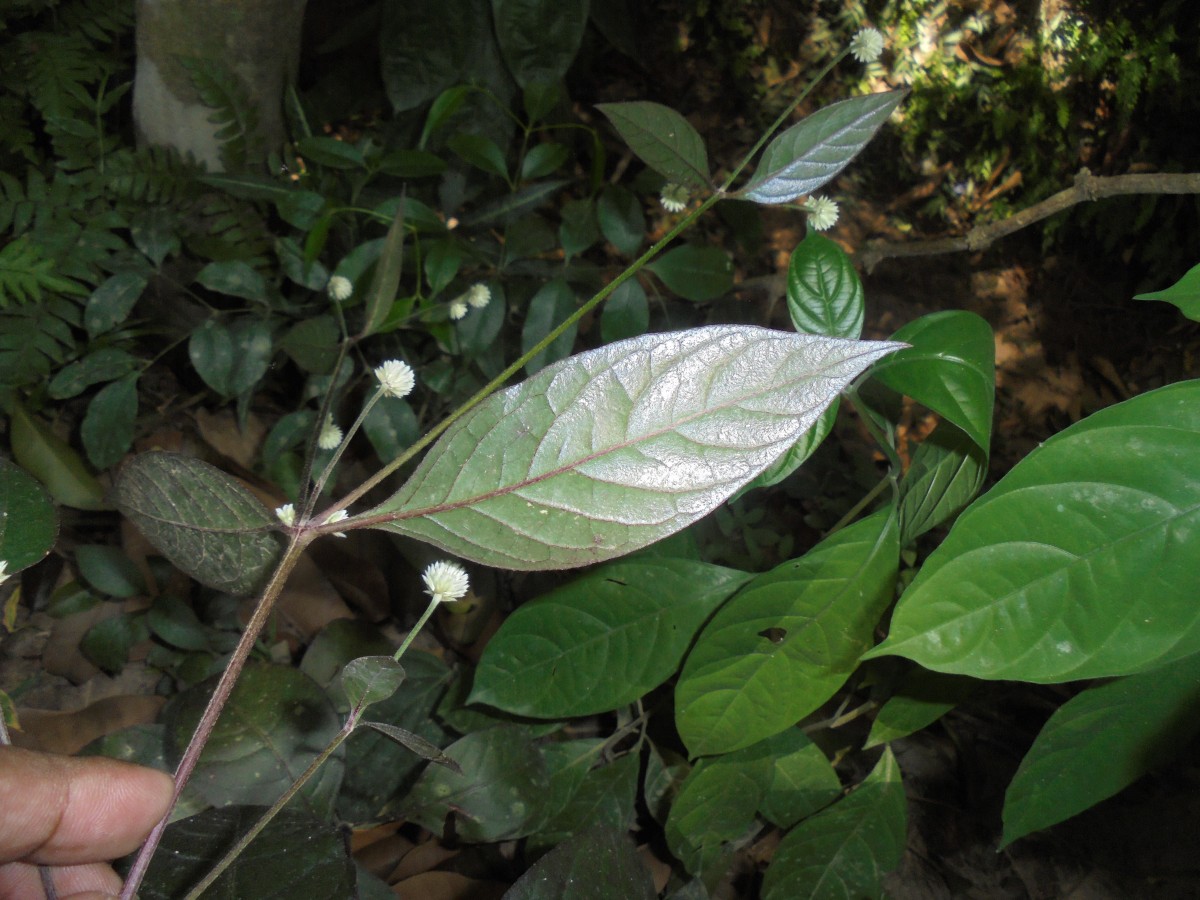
[324,509,349,537]
[318,415,343,450]
[0,560,9,585]
[804,196,840,232]
[275,504,296,526]
[422,560,469,604]
[449,298,469,320]
[850,27,885,64]
[375,359,415,399]
[660,183,689,214]
[466,283,491,309]
[326,275,353,302]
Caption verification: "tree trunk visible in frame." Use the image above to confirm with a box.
[132,0,307,171]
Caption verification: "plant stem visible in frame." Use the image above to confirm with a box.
[119,532,313,900]
[393,595,441,662]
[180,721,355,900]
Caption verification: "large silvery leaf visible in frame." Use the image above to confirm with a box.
[596,101,711,188]
[367,326,903,570]
[740,90,906,205]
[864,380,1200,681]
[115,451,285,595]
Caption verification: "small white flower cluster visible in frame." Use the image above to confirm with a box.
[318,415,343,450]
[449,283,490,320]
[275,503,296,526]
[804,196,840,232]
[0,560,9,585]
[849,27,885,64]
[324,509,349,537]
[326,275,353,302]
[422,560,470,604]
[660,183,690,214]
[374,359,415,399]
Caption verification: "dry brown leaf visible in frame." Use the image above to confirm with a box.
[12,694,165,754]
[270,553,354,643]
[388,839,459,884]
[194,407,268,471]
[389,871,505,900]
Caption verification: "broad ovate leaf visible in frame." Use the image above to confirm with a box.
[786,232,864,339]
[596,101,711,188]
[740,90,907,205]
[367,325,903,570]
[115,451,285,595]
[865,379,1200,681]
[0,458,58,574]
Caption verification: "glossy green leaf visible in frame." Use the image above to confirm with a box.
[0,458,57,572]
[358,203,407,339]
[865,380,1200,681]
[81,374,137,469]
[195,260,269,303]
[506,822,657,900]
[676,508,899,756]
[521,278,577,374]
[189,318,274,399]
[1133,261,1200,322]
[492,0,589,89]
[761,748,906,900]
[448,132,509,179]
[1002,651,1200,846]
[403,725,551,842]
[340,655,406,710]
[521,142,569,180]
[8,398,106,510]
[871,310,995,453]
[741,91,907,205]
[84,272,147,338]
[596,184,644,257]
[600,278,649,343]
[596,101,711,188]
[786,232,864,339]
[369,326,903,570]
[48,348,139,399]
[164,665,343,817]
[864,668,976,749]
[646,245,734,302]
[75,544,145,598]
[141,807,353,900]
[898,422,987,544]
[471,559,752,717]
[739,401,837,495]
[114,451,284,595]
[759,732,842,829]
[280,315,339,374]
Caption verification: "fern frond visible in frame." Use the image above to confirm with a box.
[16,31,111,119]
[179,56,261,171]
[0,295,80,386]
[0,236,87,306]
[99,145,205,204]
[184,192,272,264]
[55,0,136,44]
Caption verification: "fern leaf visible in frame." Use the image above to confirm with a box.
[0,296,80,386]
[0,236,85,306]
[178,56,261,171]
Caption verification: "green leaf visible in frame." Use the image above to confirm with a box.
[84,272,147,338]
[521,142,569,180]
[420,85,472,147]
[376,148,447,178]
[646,245,734,302]
[531,751,639,851]
[596,185,644,257]
[786,232,864,339]
[464,179,570,228]
[471,559,751,717]
[0,458,57,573]
[403,725,551,842]
[521,278,577,374]
[492,0,589,90]
[559,198,599,260]
[339,655,406,710]
[189,318,274,399]
[1002,651,1200,846]
[81,374,138,469]
[422,238,462,296]
[280,315,340,374]
[506,822,657,900]
[75,544,145,598]
[296,135,364,169]
[864,668,976,749]
[596,102,711,188]
[358,203,407,339]
[360,721,460,772]
[676,508,899,756]
[1133,261,1200,321]
[865,379,1200,681]
[8,398,107,510]
[380,0,481,112]
[114,451,285,596]
[195,260,269,303]
[141,807,354,900]
[368,326,903,570]
[759,733,842,829]
[761,748,906,900]
[275,237,329,290]
[739,401,837,494]
[81,612,147,675]
[741,90,907,205]
[130,207,180,268]
[147,594,212,652]
[871,310,995,453]
[600,278,649,344]
[164,665,343,817]
[48,348,140,400]
[898,422,987,544]
[447,132,509,179]
[457,282,505,356]
[362,395,419,464]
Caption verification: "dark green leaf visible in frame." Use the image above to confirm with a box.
[786,232,864,339]
[596,185,644,257]
[739,401,837,494]
[741,90,907,205]
[48,348,140,399]
[864,668,976,749]
[189,318,274,399]
[457,282,505,356]
[340,655,406,709]
[521,278,577,374]
[130,208,180,268]
[1133,262,1200,321]
[296,135,364,169]
[898,422,987,544]
[0,458,58,572]
[370,327,902,570]
[559,198,599,260]
[363,395,419,464]
[759,733,841,829]
[521,142,569,180]
[114,451,284,595]
[464,179,569,227]
[596,102,711,188]
[531,750,639,852]
[600,278,649,343]
[676,508,899,756]
[506,822,656,900]
[147,594,211,652]
[81,374,138,469]
[195,260,269,303]
[361,720,460,772]
[865,379,1200,681]
[646,244,734,302]
[7,398,107,510]
[75,544,145,598]
[280,315,340,374]
[380,0,480,111]
[359,203,407,339]
[423,239,462,296]
[448,132,509,179]
[492,0,589,90]
[275,237,329,290]
[84,272,147,338]
[471,559,751,717]
[376,148,447,178]
[81,612,146,675]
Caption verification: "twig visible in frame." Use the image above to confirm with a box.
[857,170,1200,273]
